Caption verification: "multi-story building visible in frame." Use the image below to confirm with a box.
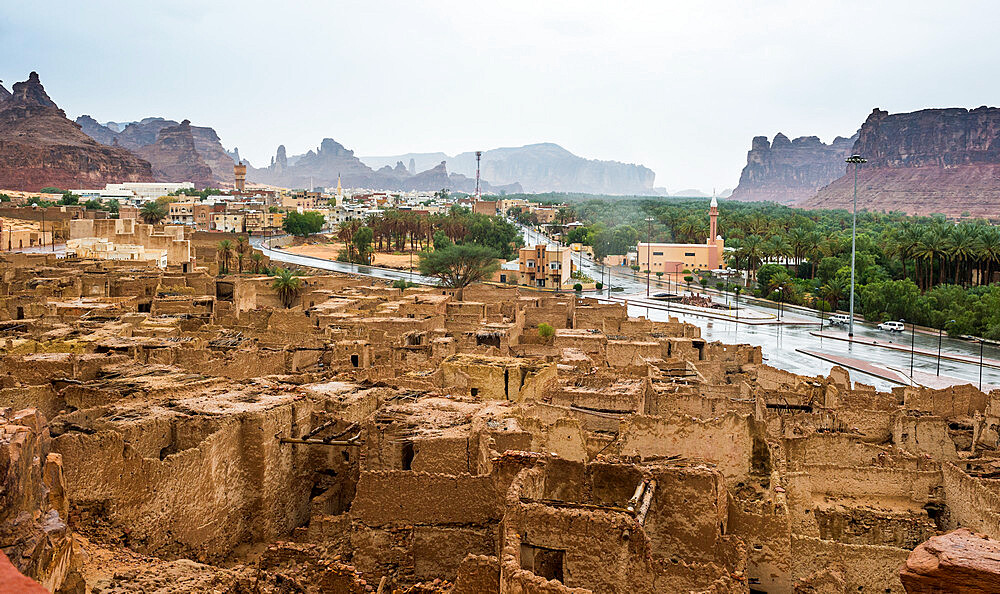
[281,192,323,211]
[245,211,285,234]
[518,244,573,289]
[212,213,245,233]
[193,204,220,231]
[104,182,194,202]
[168,202,195,225]
[635,197,724,274]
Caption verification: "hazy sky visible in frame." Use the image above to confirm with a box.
[3,1,998,192]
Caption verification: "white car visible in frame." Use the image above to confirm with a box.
[828,314,850,326]
[878,321,905,332]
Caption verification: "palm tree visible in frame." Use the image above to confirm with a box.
[234,235,249,273]
[271,267,303,308]
[140,201,167,225]
[819,278,847,311]
[249,252,264,274]
[741,234,764,283]
[217,239,233,275]
[977,226,1000,286]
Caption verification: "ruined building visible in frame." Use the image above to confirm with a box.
[0,248,999,592]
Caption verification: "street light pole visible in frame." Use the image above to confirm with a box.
[980,339,985,392]
[645,216,654,297]
[846,155,867,338]
[936,319,955,376]
[906,319,915,383]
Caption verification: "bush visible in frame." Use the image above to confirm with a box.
[573,283,583,292]
[595,282,603,290]
[538,323,555,338]
[392,279,417,290]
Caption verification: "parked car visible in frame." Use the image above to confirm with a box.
[828,314,851,326]
[878,321,905,332]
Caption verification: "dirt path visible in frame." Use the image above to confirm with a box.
[282,242,420,271]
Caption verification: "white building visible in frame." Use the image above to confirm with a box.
[104,182,194,202]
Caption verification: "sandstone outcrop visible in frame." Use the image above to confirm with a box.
[77,116,236,185]
[801,107,1000,216]
[0,408,82,592]
[133,120,215,187]
[729,133,856,204]
[252,138,521,193]
[0,72,153,191]
[900,528,1000,593]
[364,143,656,195]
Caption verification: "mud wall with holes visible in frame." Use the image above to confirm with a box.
[941,461,1000,537]
[617,413,756,482]
[51,401,316,561]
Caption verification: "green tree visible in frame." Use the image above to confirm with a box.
[283,211,325,237]
[538,323,555,339]
[352,227,374,264]
[217,240,233,274]
[271,268,303,308]
[418,244,500,289]
[140,201,167,225]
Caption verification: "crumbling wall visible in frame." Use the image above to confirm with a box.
[52,400,316,562]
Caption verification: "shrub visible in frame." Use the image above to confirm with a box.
[595,282,603,290]
[573,283,583,292]
[538,323,555,338]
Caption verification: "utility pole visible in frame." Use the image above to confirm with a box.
[846,154,867,338]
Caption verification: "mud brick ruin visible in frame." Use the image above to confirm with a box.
[2,246,1000,593]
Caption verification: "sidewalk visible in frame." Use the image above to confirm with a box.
[810,331,1000,370]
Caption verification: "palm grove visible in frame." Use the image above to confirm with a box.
[330,206,522,288]
[548,197,1000,339]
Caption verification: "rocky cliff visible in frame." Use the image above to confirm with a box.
[363,143,655,195]
[729,133,857,204]
[0,72,153,191]
[76,116,235,186]
[252,139,521,193]
[134,120,215,187]
[800,107,1000,216]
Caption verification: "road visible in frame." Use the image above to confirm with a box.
[261,226,1000,392]
[250,236,438,285]
[519,222,1000,391]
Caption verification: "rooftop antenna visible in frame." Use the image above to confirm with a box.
[474,151,482,201]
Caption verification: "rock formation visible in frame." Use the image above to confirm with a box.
[252,139,520,193]
[0,72,153,191]
[0,81,12,104]
[77,116,236,186]
[74,114,118,146]
[364,143,656,195]
[729,133,857,204]
[0,408,83,592]
[133,120,215,187]
[900,528,1000,592]
[801,107,1000,216]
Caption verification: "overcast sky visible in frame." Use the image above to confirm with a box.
[3,0,998,192]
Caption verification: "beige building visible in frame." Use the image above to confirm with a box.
[68,218,192,268]
[518,244,573,288]
[66,237,168,268]
[245,211,285,234]
[213,213,245,233]
[635,197,724,274]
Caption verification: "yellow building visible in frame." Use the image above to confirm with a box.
[518,244,573,288]
[635,197,723,274]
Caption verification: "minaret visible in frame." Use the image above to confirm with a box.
[336,173,343,202]
[708,194,719,245]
